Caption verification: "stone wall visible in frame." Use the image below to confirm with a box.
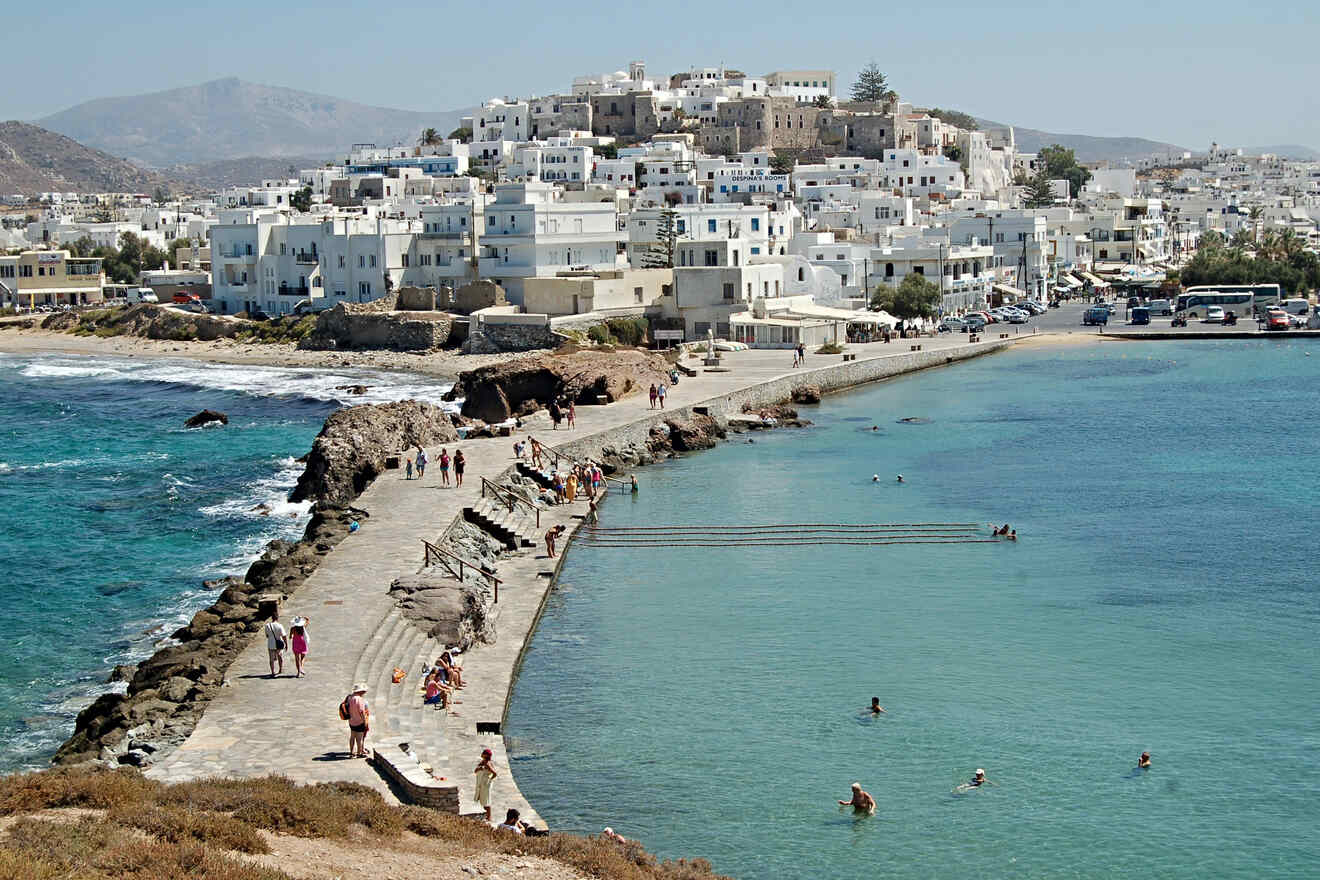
[299,301,455,351]
[462,318,563,354]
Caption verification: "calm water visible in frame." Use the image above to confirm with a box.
[0,353,451,771]
[506,340,1320,879]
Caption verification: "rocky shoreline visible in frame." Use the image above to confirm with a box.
[54,400,463,768]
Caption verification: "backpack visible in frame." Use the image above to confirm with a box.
[337,695,351,721]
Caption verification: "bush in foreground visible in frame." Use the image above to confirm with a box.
[0,767,730,880]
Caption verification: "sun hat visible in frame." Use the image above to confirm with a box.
[291,616,307,627]
[352,682,368,694]
[975,768,985,775]
[851,782,861,789]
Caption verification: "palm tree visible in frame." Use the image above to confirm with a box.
[1247,206,1263,244]
[419,127,440,147]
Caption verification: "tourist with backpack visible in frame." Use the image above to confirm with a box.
[263,612,286,678]
[340,683,370,758]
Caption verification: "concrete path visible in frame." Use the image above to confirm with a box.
[147,332,1016,817]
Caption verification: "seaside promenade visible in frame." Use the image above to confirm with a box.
[146,331,1017,824]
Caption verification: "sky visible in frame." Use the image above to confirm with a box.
[4,0,1318,150]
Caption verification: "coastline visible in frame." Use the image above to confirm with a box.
[0,324,548,379]
[49,335,1015,819]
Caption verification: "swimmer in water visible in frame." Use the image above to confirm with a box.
[872,474,880,482]
[1138,751,1151,769]
[896,474,904,483]
[871,425,879,431]
[870,697,886,715]
[970,768,987,787]
[1007,529,1017,541]
[839,782,876,814]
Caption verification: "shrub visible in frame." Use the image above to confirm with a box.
[0,767,157,815]
[816,342,845,354]
[109,804,270,854]
[587,324,613,344]
[605,317,648,347]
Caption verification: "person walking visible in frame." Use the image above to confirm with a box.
[649,383,658,409]
[344,683,370,758]
[567,400,576,429]
[289,615,310,677]
[657,382,667,409]
[263,612,286,678]
[474,748,498,822]
[405,457,414,480]
[439,448,451,486]
[453,449,466,487]
[549,400,562,429]
[415,446,428,480]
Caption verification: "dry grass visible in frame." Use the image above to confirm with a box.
[0,767,729,880]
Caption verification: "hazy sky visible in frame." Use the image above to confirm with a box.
[6,0,1317,149]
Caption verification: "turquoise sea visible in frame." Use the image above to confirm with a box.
[506,340,1320,879]
[0,353,450,771]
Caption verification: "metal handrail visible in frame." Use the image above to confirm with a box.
[421,538,501,603]
[526,435,570,468]
[481,476,540,527]
[603,474,633,494]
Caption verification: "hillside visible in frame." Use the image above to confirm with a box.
[975,116,1185,162]
[38,78,469,167]
[1247,144,1320,160]
[0,121,176,196]
[162,155,329,190]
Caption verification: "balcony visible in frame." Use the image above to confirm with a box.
[295,251,319,264]
[421,229,471,243]
[278,284,310,297]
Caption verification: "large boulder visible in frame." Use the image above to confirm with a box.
[290,401,458,504]
[448,349,670,423]
[389,572,495,648]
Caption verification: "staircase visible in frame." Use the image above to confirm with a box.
[515,460,555,489]
[463,498,539,550]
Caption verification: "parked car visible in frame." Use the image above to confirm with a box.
[1127,296,1141,308]
[1204,306,1225,324]
[1130,306,1150,325]
[1147,298,1172,316]
[1005,311,1029,324]
[1266,312,1291,331]
[1082,307,1109,326]
[963,315,987,332]
[1021,301,1048,315]
[938,317,965,333]
[1278,298,1310,316]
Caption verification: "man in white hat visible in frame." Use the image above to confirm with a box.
[838,782,876,814]
[345,683,370,758]
[970,768,987,787]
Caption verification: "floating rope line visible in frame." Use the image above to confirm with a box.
[588,522,983,532]
[577,538,1001,548]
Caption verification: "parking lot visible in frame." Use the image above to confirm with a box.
[943,300,1317,337]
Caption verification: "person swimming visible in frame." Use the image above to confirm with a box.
[870,697,886,715]
[970,768,987,787]
[1138,751,1151,769]
[872,474,880,482]
[1007,529,1017,541]
[896,474,904,483]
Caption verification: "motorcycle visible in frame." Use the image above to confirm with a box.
[1171,315,1188,328]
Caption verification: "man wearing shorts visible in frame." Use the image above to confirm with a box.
[263,613,286,678]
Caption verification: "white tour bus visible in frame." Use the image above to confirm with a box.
[1174,284,1281,319]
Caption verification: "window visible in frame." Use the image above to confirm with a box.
[401,254,409,267]
[339,255,345,268]
[677,220,686,233]
[708,219,717,233]
[751,218,760,231]
[358,255,365,268]
[798,267,804,282]
[369,255,377,267]
[751,247,761,254]
[634,286,643,304]
[722,282,735,300]
[704,249,718,266]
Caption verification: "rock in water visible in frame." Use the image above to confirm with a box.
[290,401,458,504]
[184,409,228,428]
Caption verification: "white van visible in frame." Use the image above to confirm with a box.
[126,287,159,304]
[1146,298,1172,316]
[1278,298,1310,316]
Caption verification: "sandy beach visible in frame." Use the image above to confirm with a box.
[0,323,548,379]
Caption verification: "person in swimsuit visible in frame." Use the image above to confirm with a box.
[649,384,658,409]
[439,448,451,486]
[870,697,886,714]
[839,782,876,814]
[474,748,497,821]
[970,768,987,787]
[453,449,466,486]
[1138,751,1151,769]
[345,684,370,758]
[405,458,413,480]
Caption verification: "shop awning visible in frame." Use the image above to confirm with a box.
[1081,272,1108,287]
[1063,273,1085,288]
[993,283,1026,299]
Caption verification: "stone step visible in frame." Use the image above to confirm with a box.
[372,619,427,737]
[352,609,409,697]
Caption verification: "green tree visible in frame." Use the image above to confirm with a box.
[769,150,798,175]
[1247,205,1263,243]
[1023,169,1057,208]
[597,142,619,160]
[891,273,943,319]
[868,282,897,312]
[927,108,978,131]
[812,94,834,109]
[290,186,313,212]
[419,127,440,146]
[67,236,96,258]
[850,62,893,103]
[942,144,963,163]
[152,186,169,205]
[640,208,679,268]
[448,126,473,143]
[1038,144,1092,198]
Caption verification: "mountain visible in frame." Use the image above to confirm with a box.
[161,156,329,190]
[1246,145,1320,160]
[37,78,469,167]
[974,117,1184,163]
[0,121,177,196]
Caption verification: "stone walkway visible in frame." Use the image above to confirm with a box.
[147,333,1015,818]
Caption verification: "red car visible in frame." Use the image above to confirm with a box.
[1266,312,1290,331]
